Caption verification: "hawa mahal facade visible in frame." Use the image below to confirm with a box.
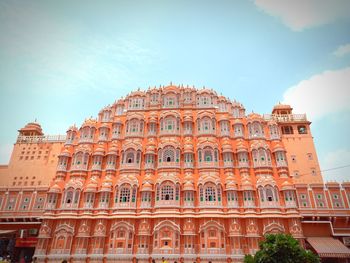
[1,85,350,262]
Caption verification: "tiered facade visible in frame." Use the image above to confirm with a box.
[1,85,350,262]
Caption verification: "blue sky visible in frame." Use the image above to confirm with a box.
[0,0,349,181]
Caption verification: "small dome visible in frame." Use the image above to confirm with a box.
[183,143,194,153]
[49,183,62,193]
[183,181,195,191]
[225,181,237,191]
[93,145,105,155]
[236,141,248,152]
[107,145,118,155]
[81,118,97,128]
[85,181,98,192]
[247,113,263,121]
[233,119,243,124]
[272,143,285,153]
[19,122,44,136]
[58,148,71,157]
[145,144,156,154]
[281,180,294,190]
[141,181,153,192]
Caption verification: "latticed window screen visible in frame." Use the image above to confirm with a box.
[161,185,174,200]
[205,186,216,201]
[163,147,175,162]
[119,187,130,203]
[204,148,212,162]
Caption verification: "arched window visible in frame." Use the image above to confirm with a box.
[65,189,73,204]
[63,188,80,208]
[269,125,279,139]
[249,122,264,138]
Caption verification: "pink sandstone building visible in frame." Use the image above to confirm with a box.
[0,85,350,262]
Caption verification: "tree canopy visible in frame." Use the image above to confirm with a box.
[244,234,319,263]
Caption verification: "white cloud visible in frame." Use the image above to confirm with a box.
[254,0,350,31]
[321,149,350,182]
[282,67,350,121]
[333,43,350,57]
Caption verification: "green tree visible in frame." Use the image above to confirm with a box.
[243,234,319,263]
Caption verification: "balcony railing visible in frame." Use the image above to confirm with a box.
[197,130,216,136]
[276,161,288,168]
[120,163,141,170]
[231,248,243,255]
[137,248,149,254]
[114,202,136,209]
[159,129,180,136]
[90,248,103,254]
[70,164,88,171]
[46,203,57,210]
[260,201,280,209]
[125,131,144,138]
[200,248,226,254]
[144,163,155,169]
[285,200,298,209]
[106,163,117,171]
[249,133,265,140]
[263,113,307,122]
[79,137,94,143]
[155,200,180,208]
[57,164,67,172]
[74,248,87,254]
[83,202,94,209]
[184,162,194,169]
[183,248,196,254]
[152,248,180,254]
[98,135,108,141]
[244,201,256,208]
[197,162,219,169]
[140,202,152,209]
[253,162,272,169]
[34,249,46,255]
[233,132,244,138]
[17,134,66,143]
[111,132,122,139]
[270,134,280,140]
[220,131,230,137]
[50,249,71,255]
[238,162,249,168]
[108,248,132,254]
[61,203,78,209]
[98,202,109,209]
[92,164,102,171]
[183,129,193,136]
[184,201,195,208]
[158,161,180,169]
[199,201,222,208]
[227,201,239,209]
[223,161,234,168]
[147,131,157,137]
